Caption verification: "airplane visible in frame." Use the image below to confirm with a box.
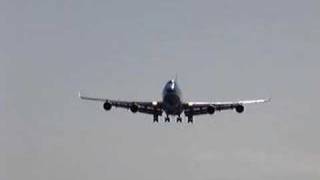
[79,78,270,123]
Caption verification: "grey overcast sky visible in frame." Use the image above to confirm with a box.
[1,0,320,179]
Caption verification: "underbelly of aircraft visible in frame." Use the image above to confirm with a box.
[163,94,183,115]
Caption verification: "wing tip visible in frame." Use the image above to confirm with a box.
[78,91,83,99]
[265,97,272,103]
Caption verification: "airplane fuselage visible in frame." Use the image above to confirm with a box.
[162,80,183,116]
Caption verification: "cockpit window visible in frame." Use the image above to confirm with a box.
[165,80,175,91]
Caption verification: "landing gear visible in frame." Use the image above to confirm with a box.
[164,116,170,122]
[154,114,193,123]
[153,114,159,123]
[187,115,193,123]
[176,116,182,123]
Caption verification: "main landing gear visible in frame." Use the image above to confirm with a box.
[187,115,193,123]
[153,114,159,123]
[153,114,193,123]
[176,116,182,123]
[164,115,182,123]
[164,116,170,122]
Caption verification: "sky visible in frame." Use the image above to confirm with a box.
[1,0,320,179]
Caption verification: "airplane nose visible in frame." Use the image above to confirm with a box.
[170,83,175,90]
[168,83,175,91]
[164,80,176,93]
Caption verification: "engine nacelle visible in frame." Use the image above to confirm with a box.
[207,105,215,114]
[103,101,112,111]
[235,105,244,113]
[130,104,138,113]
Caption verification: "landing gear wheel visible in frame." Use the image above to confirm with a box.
[165,117,170,122]
[176,117,182,123]
[187,116,193,123]
[153,115,159,123]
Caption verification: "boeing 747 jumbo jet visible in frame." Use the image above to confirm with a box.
[79,78,270,123]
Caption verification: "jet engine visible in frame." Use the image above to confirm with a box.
[103,101,112,111]
[235,105,244,113]
[207,105,215,114]
[130,104,138,113]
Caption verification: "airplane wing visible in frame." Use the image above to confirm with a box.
[183,98,270,117]
[79,92,163,116]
